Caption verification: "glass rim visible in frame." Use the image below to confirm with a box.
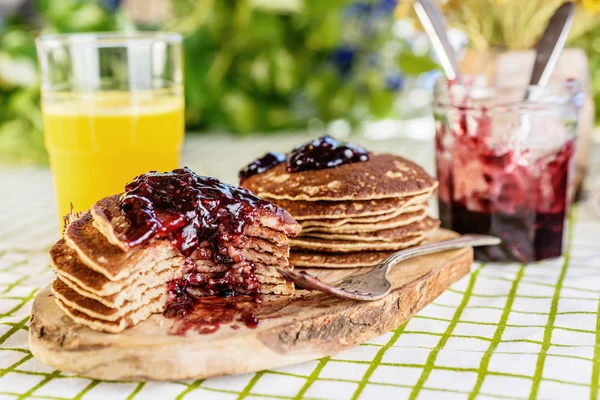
[433,78,581,92]
[433,78,582,110]
[36,32,182,48]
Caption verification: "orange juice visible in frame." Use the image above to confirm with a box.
[42,91,184,223]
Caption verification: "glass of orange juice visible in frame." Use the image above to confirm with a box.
[35,33,184,227]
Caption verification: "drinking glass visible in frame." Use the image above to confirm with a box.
[36,32,184,227]
[433,80,582,262]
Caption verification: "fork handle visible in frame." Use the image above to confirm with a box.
[377,234,501,274]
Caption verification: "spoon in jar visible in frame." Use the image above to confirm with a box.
[278,234,500,301]
[413,0,462,83]
[525,2,575,100]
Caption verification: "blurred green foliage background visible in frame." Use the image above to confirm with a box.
[0,0,439,164]
[1,0,599,165]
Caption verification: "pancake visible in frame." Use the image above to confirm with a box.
[303,217,440,242]
[49,169,300,334]
[65,213,184,281]
[52,279,166,322]
[267,190,433,221]
[54,296,166,334]
[52,238,290,304]
[92,195,300,252]
[241,153,438,201]
[65,213,290,282]
[290,234,426,253]
[301,209,428,234]
[290,250,395,268]
[298,203,427,228]
[50,240,182,304]
[53,270,291,323]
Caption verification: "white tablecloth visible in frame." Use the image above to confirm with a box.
[1,133,600,400]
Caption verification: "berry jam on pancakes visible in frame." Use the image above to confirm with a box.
[239,152,286,181]
[287,136,369,173]
[120,167,277,258]
[238,136,369,180]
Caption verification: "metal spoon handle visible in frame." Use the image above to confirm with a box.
[525,2,574,100]
[379,234,501,274]
[414,0,462,83]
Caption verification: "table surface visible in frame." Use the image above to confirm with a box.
[1,133,600,400]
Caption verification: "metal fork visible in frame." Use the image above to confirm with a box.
[277,235,500,301]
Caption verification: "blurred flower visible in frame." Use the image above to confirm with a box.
[385,74,405,90]
[345,3,373,17]
[582,0,600,13]
[102,0,121,13]
[397,0,600,50]
[394,0,414,20]
[377,0,398,14]
[331,46,357,76]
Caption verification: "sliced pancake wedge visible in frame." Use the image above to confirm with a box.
[92,195,300,252]
[50,240,182,306]
[64,212,290,282]
[48,167,301,334]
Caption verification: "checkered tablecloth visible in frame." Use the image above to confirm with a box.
[2,133,600,400]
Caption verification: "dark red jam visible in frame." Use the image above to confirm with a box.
[239,152,286,181]
[119,167,280,331]
[120,167,276,258]
[435,104,575,262]
[164,288,260,335]
[287,135,369,173]
[169,263,261,298]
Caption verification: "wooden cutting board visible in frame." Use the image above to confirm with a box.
[29,229,473,381]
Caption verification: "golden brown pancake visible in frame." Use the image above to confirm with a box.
[242,153,438,201]
[64,213,290,282]
[65,213,183,281]
[301,209,427,234]
[290,250,395,268]
[51,279,166,322]
[51,237,291,307]
[266,191,432,221]
[298,203,427,228]
[290,234,426,253]
[50,240,182,305]
[54,296,165,334]
[303,217,440,242]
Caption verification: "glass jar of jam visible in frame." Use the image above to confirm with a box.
[433,79,582,262]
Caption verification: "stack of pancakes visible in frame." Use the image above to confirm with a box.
[49,195,300,333]
[242,153,439,268]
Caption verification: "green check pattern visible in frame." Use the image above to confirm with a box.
[2,143,600,399]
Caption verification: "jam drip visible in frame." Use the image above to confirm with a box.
[164,280,259,335]
[172,263,261,298]
[287,135,369,173]
[239,152,286,181]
